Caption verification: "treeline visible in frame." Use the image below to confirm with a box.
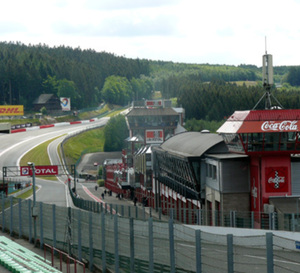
[1,41,300,119]
[177,80,300,121]
[0,42,150,110]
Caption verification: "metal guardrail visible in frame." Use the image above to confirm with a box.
[44,243,85,273]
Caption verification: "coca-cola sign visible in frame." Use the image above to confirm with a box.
[265,167,288,193]
[261,121,298,132]
[268,171,285,189]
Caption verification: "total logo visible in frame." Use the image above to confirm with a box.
[61,98,69,107]
[21,167,30,176]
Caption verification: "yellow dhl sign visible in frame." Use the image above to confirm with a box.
[0,105,24,116]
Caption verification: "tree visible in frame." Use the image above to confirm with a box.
[42,75,58,94]
[56,79,79,108]
[104,115,129,151]
[40,106,47,115]
[130,77,153,100]
[286,67,300,86]
[101,75,133,105]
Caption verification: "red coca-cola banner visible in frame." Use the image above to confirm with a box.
[238,120,299,133]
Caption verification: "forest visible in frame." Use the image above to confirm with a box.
[1,41,300,126]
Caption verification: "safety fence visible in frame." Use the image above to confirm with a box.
[70,191,300,233]
[1,196,300,273]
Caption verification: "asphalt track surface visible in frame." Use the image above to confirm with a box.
[0,117,109,207]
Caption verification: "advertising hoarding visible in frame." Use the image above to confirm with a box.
[145,129,164,144]
[60,97,71,111]
[20,165,58,176]
[0,105,24,116]
[146,100,162,107]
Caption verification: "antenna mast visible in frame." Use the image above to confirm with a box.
[262,37,273,109]
[265,36,267,54]
[253,38,283,110]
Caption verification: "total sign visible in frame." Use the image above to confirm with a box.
[21,165,58,176]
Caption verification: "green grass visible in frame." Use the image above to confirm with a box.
[14,186,38,199]
[63,128,105,166]
[0,118,41,125]
[20,136,63,166]
[106,108,127,117]
[20,136,64,181]
[78,104,111,120]
[232,81,258,87]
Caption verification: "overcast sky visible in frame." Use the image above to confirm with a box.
[1,0,300,67]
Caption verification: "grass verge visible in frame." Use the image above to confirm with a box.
[14,186,38,199]
[20,136,64,181]
[63,127,105,166]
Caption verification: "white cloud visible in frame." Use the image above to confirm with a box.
[1,0,300,66]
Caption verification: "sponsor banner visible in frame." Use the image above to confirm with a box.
[238,120,299,133]
[60,97,71,111]
[146,129,164,144]
[146,100,162,107]
[20,165,58,176]
[265,167,288,193]
[0,105,24,116]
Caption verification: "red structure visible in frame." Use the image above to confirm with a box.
[218,109,300,226]
[103,155,129,197]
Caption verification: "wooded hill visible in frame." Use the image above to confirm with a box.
[1,42,300,123]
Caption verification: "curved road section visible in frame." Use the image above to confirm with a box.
[0,117,109,207]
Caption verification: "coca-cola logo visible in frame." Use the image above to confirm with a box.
[268,171,285,189]
[265,167,288,193]
[261,120,298,131]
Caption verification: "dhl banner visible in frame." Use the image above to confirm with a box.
[0,105,24,116]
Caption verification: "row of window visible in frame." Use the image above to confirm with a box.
[222,132,300,153]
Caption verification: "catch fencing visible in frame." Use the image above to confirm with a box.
[71,192,300,233]
[1,196,300,273]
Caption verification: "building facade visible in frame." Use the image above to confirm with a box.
[217,109,300,228]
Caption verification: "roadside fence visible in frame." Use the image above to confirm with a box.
[1,196,300,272]
[70,190,300,233]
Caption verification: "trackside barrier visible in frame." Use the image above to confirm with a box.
[1,196,300,272]
[44,243,85,273]
[69,188,299,232]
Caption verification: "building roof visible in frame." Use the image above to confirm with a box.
[206,153,248,160]
[126,107,178,117]
[217,109,300,134]
[33,94,56,104]
[156,131,227,157]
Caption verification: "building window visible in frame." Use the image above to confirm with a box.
[212,165,217,180]
[206,163,217,180]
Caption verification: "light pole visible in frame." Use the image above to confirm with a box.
[297,198,300,230]
[28,162,37,245]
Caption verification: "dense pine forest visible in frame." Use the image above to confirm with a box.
[1,41,300,128]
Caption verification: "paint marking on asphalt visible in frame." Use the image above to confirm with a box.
[81,185,116,214]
